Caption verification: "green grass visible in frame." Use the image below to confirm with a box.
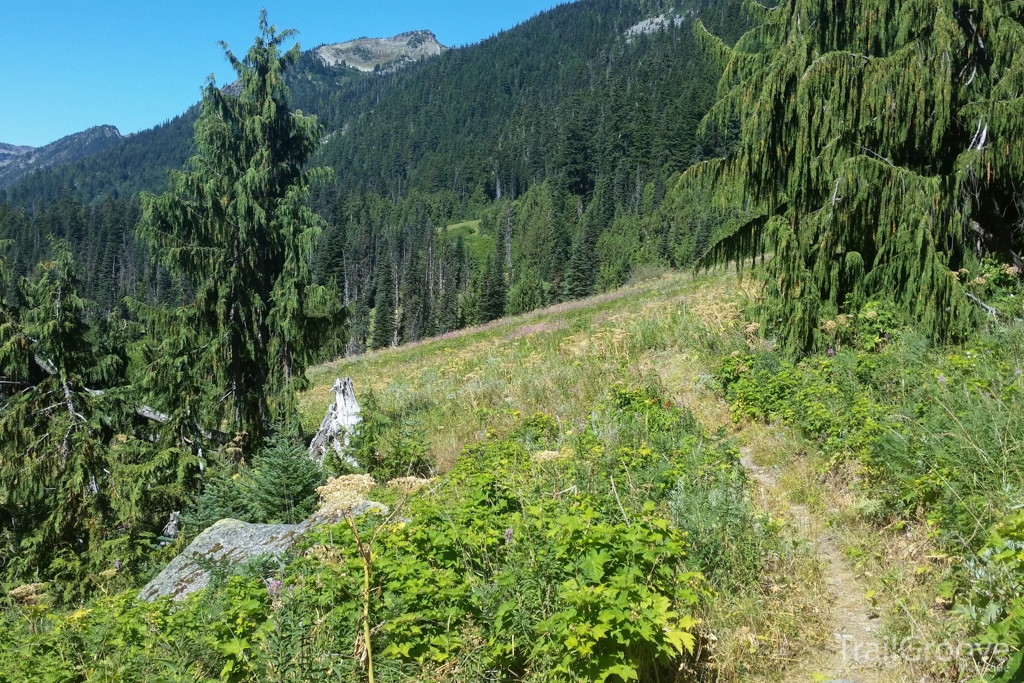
[301,271,713,470]
[296,270,827,679]
[444,219,494,264]
[4,270,820,682]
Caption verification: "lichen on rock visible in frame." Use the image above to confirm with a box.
[138,499,388,602]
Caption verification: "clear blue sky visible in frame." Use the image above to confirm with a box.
[1,0,565,147]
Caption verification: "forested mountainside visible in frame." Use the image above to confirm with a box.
[1,0,745,206]
[0,126,122,188]
[0,0,750,355]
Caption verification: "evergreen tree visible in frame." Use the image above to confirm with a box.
[136,12,342,439]
[246,431,325,524]
[372,249,397,349]
[507,270,545,315]
[560,97,595,197]
[563,175,615,300]
[0,240,128,583]
[479,244,508,323]
[696,0,1024,351]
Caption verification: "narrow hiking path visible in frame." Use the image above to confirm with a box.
[656,353,898,682]
[739,446,885,683]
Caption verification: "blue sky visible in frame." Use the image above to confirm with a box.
[1,0,564,147]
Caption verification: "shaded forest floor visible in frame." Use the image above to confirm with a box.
[300,270,965,681]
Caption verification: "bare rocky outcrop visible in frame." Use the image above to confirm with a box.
[625,14,690,39]
[309,377,362,467]
[315,30,446,72]
[0,126,122,187]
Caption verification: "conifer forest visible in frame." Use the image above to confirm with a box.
[3,0,1024,680]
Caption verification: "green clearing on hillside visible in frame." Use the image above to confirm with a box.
[301,265,1024,681]
[301,272,725,469]
[6,266,1024,681]
[2,271,812,682]
[445,219,495,265]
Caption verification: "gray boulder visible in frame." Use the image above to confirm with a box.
[139,501,388,602]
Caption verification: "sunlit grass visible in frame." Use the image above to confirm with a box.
[300,270,736,470]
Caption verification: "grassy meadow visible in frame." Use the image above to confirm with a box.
[5,266,1023,682]
[300,270,753,472]
[298,270,835,680]
[299,265,1024,681]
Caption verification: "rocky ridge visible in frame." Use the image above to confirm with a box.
[0,143,35,168]
[0,125,122,187]
[315,30,446,72]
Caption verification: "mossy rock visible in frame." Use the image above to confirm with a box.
[139,501,387,602]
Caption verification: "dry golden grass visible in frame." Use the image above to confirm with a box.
[8,583,47,606]
[386,476,433,494]
[300,271,704,471]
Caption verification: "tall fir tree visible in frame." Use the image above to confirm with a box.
[372,246,397,349]
[479,241,508,323]
[562,175,614,300]
[135,12,343,439]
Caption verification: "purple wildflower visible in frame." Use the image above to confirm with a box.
[938,374,947,384]
[113,559,123,572]
[827,348,836,357]
[1016,368,1022,376]
[267,578,283,601]
[504,527,514,544]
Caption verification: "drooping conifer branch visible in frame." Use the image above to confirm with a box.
[692,0,1024,351]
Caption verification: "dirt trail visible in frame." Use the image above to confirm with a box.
[740,447,885,683]
[655,352,892,682]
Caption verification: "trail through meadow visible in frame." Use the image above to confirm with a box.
[302,271,927,681]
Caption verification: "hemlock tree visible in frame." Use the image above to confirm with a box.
[479,245,507,322]
[245,432,324,524]
[695,0,1024,351]
[137,12,343,440]
[0,241,127,584]
[371,247,397,349]
[507,270,545,315]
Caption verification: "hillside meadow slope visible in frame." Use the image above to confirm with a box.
[3,266,1023,681]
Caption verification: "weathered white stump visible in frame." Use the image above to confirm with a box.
[308,377,362,468]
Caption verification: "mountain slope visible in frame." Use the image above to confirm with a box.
[0,126,122,189]
[0,143,34,167]
[1,0,748,207]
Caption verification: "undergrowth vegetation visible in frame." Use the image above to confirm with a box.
[11,265,1024,680]
[715,281,1024,678]
[0,382,787,682]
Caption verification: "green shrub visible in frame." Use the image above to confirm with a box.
[245,432,325,524]
[184,430,326,534]
[351,389,433,481]
[1,391,736,683]
[716,307,1024,676]
[670,462,782,591]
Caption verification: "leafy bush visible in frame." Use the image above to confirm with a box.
[716,317,1024,545]
[716,306,1024,675]
[0,388,771,682]
[350,389,433,481]
[670,463,782,591]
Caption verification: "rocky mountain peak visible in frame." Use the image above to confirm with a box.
[0,125,122,188]
[315,29,446,72]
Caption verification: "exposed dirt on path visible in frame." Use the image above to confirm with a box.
[740,447,886,683]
